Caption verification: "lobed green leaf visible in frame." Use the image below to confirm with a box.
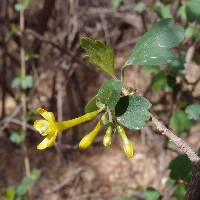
[115,95,152,130]
[168,154,192,181]
[97,80,121,109]
[80,37,115,76]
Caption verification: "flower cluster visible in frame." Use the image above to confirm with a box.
[33,108,134,158]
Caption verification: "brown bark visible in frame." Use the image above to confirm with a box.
[185,161,200,200]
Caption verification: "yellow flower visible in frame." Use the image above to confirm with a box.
[33,108,101,150]
[103,125,113,147]
[79,121,102,149]
[117,125,134,158]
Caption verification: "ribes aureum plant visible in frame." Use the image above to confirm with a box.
[33,18,185,158]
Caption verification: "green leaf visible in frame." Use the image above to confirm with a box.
[178,4,188,22]
[9,131,25,144]
[126,19,184,66]
[151,71,167,92]
[169,111,191,135]
[174,184,187,200]
[16,169,40,197]
[186,0,200,23]
[5,24,18,41]
[25,51,39,60]
[154,3,173,19]
[4,187,16,200]
[168,58,185,74]
[11,75,33,89]
[80,37,115,76]
[165,177,176,186]
[144,187,161,200]
[15,0,30,12]
[185,26,200,40]
[185,26,196,39]
[168,154,192,181]
[21,75,33,89]
[134,2,146,13]
[11,77,21,89]
[143,65,159,74]
[97,80,121,109]
[115,95,152,130]
[112,0,123,9]
[185,104,200,120]
[85,95,99,113]
[120,197,137,200]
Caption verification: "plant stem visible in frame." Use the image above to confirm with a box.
[20,7,31,199]
[151,114,200,163]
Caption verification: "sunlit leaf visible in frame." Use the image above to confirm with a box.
[4,187,16,200]
[185,104,200,120]
[154,3,173,19]
[174,184,187,200]
[112,0,123,9]
[126,19,184,66]
[15,0,30,12]
[9,131,25,144]
[144,187,161,200]
[134,2,146,13]
[80,37,115,76]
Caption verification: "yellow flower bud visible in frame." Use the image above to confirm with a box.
[101,113,109,125]
[117,125,134,158]
[79,121,102,149]
[103,126,113,147]
[123,139,134,158]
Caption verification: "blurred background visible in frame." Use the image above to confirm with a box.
[0,0,200,200]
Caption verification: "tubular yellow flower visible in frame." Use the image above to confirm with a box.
[79,121,103,149]
[103,126,113,147]
[117,125,134,158]
[56,109,101,131]
[33,108,101,150]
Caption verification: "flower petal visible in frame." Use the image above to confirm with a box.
[37,134,57,150]
[36,108,55,122]
[34,120,57,136]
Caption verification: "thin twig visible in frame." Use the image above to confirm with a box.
[184,44,196,69]
[19,7,31,199]
[151,114,200,163]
